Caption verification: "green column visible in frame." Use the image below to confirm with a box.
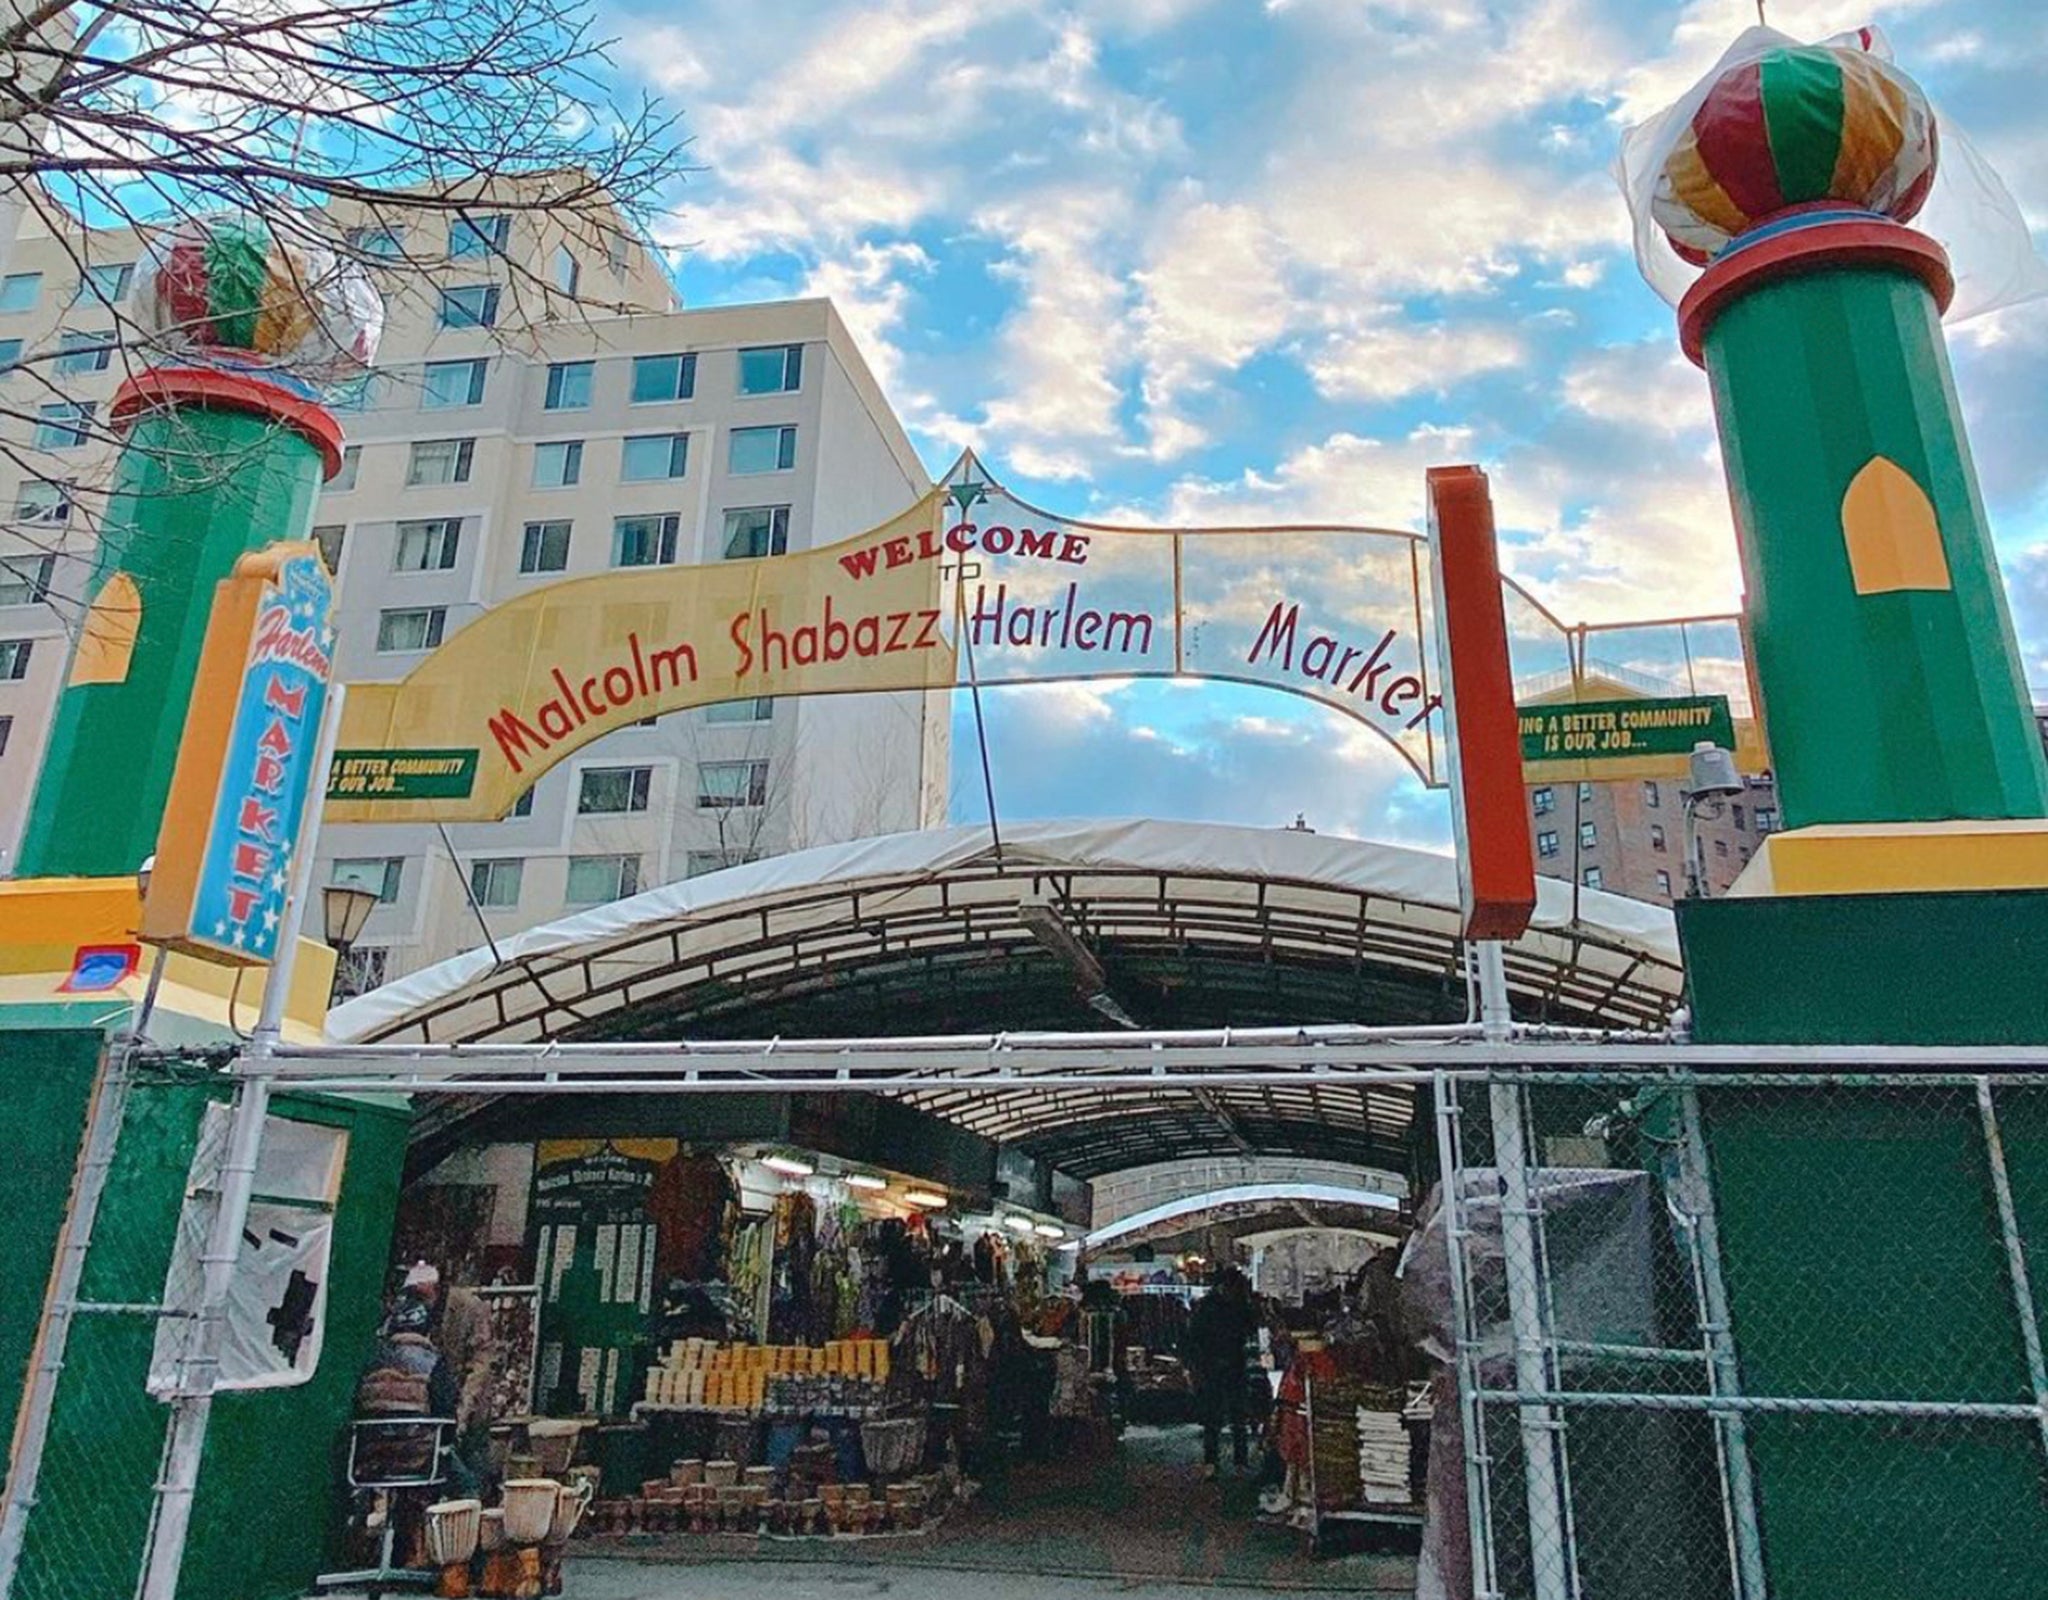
[17,405,325,879]
[1702,258,2048,830]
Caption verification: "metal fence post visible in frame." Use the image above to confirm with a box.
[1433,1068,1501,1600]
[0,951,166,1597]
[1673,1082,1769,1600]
[1476,941,1573,1600]
[1974,1078,2048,1467]
[134,684,342,1600]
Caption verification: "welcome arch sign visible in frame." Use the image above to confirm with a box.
[325,452,1455,823]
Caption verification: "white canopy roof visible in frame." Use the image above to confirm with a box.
[329,817,1681,1048]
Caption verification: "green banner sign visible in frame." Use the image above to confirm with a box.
[328,748,479,801]
[1517,696,1735,763]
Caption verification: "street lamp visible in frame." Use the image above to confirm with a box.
[321,884,380,1002]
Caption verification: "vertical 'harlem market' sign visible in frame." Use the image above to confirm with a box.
[324,457,1448,824]
[144,546,336,965]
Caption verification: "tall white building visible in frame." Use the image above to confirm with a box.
[0,188,948,989]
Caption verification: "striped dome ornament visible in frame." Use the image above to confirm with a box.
[1653,41,1938,265]
[131,213,383,392]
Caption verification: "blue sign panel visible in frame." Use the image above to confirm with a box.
[188,554,335,963]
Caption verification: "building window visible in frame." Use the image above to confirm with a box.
[1578,781,1594,804]
[0,338,19,371]
[1579,821,1597,850]
[1756,807,1779,834]
[728,425,796,475]
[35,402,93,450]
[612,513,679,568]
[532,440,583,488]
[621,432,688,481]
[1642,781,1661,808]
[0,715,10,756]
[706,698,774,724]
[438,284,501,329]
[393,517,461,571]
[1531,786,1554,816]
[421,357,488,409]
[544,361,593,410]
[631,352,696,404]
[520,520,571,574]
[552,245,580,296]
[469,857,523,909]
[738,344,803,395]
[406,438,475,486]
[722,505,789,559]
[577,765,652,814]
[0,556,52,607]
[510,787,536,818]
[1655,869,1672,896]
[1714,838,1729,857]
[449,214,510,258]
[1731,803,1747,830]
[698,758,769,808]
[0,273,42,313]
[1649,823,1666,852]
[1582,866,1603,890]
[330,372,380,413]
[329,445,362,492]
[376,606,447,653]
[0,638,30,679]
[332,945,389,1000]
[16,481,70,523]
[347,224,405,260]
[1536,829,1559,859]
[312,524,346,571]
[687,849,760,877]
[55,330,113,375]
[565,853,640,904]
[73,263,133,304]
[330,856,402,903]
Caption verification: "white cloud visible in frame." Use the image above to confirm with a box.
[1308,317,1526,403]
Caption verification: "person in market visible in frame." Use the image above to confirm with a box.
[1184,1266,1259,1478]
[399,1260,496,1497]
[347,1294,463,1567]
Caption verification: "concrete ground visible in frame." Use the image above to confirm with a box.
[324,1426,1417,1599]
[572,1425,1418,1598]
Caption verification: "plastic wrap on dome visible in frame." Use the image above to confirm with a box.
[1618,25,2048,321]
[132,213,383,391]
[1653,39,1936,262]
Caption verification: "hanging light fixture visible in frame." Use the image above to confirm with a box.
[903,1189,948,1209]
[1034,1223,1065,1240]
[844,1173,889,1192]
[761,1154,815,1179]
[1004,1215,1036,1236]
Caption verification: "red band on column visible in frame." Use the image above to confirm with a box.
[1678,220,1954,366]
[111,367,346,481]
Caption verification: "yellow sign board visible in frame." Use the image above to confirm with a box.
[328,474,1452,823]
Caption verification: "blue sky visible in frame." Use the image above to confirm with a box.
[599,0,2048,848]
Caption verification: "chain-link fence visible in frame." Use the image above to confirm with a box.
[1,1048,227,1600]
[1427,1069,2048,1600]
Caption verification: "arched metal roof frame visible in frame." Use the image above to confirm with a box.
[328,820,1682,1179]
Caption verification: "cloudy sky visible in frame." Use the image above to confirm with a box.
[600,0,2048,849]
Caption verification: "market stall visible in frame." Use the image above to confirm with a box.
[341,1137,1105,1588]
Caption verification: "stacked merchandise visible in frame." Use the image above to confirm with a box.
[1354,1405,1411,1503]
[641,1338,892,1414]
